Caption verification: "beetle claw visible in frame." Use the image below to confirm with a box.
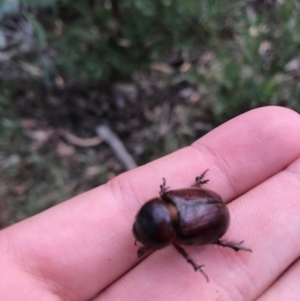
[137,249,144,258]
[160,177,170,195]
[195,265,209,283]
[173,243,209,282]
[235,241,252,252]
[214,239,252,252]
[137,247,146,258]
[137,246,153,258]
[193,169,210,187]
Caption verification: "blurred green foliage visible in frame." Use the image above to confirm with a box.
[2,0,300,225]
[0,89,17,138]
[1,0,299,119]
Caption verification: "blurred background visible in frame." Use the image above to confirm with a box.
[1,0,300,228]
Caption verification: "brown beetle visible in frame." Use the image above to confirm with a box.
[132,170,252,281]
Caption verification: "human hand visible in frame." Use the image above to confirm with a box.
[1,106,300,301]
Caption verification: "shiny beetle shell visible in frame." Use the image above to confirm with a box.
[132,199,176,249]
[132,170,252,281]
[133,188,229,249]
[162,188,229,245]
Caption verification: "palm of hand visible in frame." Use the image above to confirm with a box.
[1,107,300,301]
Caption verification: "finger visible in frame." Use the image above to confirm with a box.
[112,106,300,204]
[0,255,55,301]
[193,106,300,201]
[98,158,300,301]
[0,107,300,301]
[256,258,300,301]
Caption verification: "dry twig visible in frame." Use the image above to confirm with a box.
[59,130,102,147]
[96,125,137,170]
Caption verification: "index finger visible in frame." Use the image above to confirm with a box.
[1,106,299,301]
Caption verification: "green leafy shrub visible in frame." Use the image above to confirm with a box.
[2,1,300,117]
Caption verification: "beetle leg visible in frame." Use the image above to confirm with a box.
[193,169,209,187]
[160,177,170,196]
[137,245,153,258]
[214,240,252,252]
[173,243,209,282]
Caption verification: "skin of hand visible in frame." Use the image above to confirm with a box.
[1,106,300,301]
